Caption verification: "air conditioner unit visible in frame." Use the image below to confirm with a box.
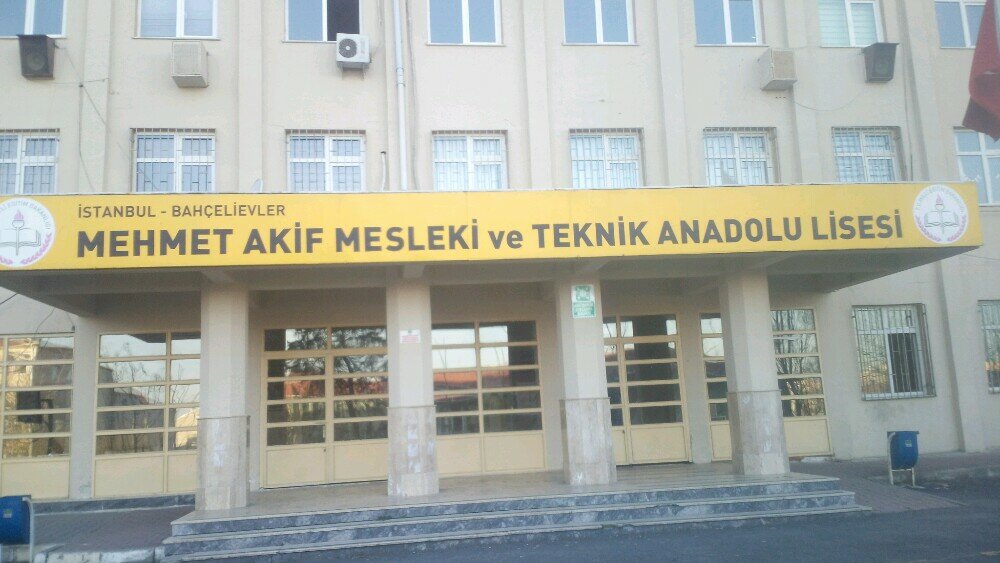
[171,41,209,88]
[18,35,55,79]
[336,34,370,70]
[863,42,898,83]
[755,48,797,91]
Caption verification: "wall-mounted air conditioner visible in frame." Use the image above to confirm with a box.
[756,48,797,91]
[172,41,209,88]
[336,34,371,70]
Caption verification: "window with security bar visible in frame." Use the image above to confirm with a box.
[133,131,215,193]
[287,133,366,192]
[833,127,901,183]
[955,129,1000,205]
[0,335,74,460]
[570,131,642,189]
[432,134,507,191]
[0,132,59,195]
[980,301,1000,393]
[703,129,776,186]
[818,0,883,47]
[853,305,934,399]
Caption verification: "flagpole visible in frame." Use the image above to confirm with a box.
[995,0,1000,52]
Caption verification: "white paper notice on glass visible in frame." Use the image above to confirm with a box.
[399,329,421,344]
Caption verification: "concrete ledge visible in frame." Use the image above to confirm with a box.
[35,495,194,515]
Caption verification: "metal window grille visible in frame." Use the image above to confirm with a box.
[819,0,882,47]
[0,131,59,195]
[132,129,215,193]
[955,128,1000,205]
[569,129,643,189]
[833,127,903,183]
[138,0,216,38]
[703,128,777,186]
[432,133,507,191]
[852,304,935,400]
[935,0,987,48]
[979,301,1000,393]
[286,131,366,193]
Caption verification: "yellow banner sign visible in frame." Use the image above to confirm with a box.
[0,183,982,271]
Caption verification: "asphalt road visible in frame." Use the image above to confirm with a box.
[289,477,1000,563]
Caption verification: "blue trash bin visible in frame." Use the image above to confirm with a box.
[887,431,919,485]
[0,495,31,544]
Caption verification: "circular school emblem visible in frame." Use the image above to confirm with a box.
[0,198,55,267]
[913,184,968,244]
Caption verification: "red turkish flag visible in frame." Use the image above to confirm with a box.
[963,0,1000,140]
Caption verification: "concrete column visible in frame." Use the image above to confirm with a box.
[554,276,616,486]
[68,316,99,499]
[719,270,789,476]
[654,1,691,184]
[197,282,251,511]
[236,0,264,192]
[77,0,113,192]
[520,0,554,188]
[385,275,438,497]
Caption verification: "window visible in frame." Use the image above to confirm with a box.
[772,309,827,417]
[570,131,642,189]
[694,0,761,45]
[138,0,215,38]
[603,315,683,428]
[432,133,507,191]
[286,0,360,41]
[981,301,1000,392]
[819,0,882,47]
[853,305,934,399]
[700,314,729,422]
[432,321,542,435]
[287,132,365,192]
[264,326,389,445]
[133,131,215,193]
[95,332,200,455]
[0,131,59,195]
[833,128,900,183]
[0,0,65,37]
[1,335,73,459]
[936,0,986,48]
[428,0,500,44]
[563,0,633,44]
[703,128,776,185]
[955,129,1000,205]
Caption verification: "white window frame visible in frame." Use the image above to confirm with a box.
[702,128,777,186]
[853,304,934,400]
[955,128,1000,206]
[284,0,363,42]
[427,0,502,45]
[569,130,644,189]
[132,130,216,193]
[136,0,218,39]
[0,131,59,195]
[979,301,1000,393]
[286,132,367,193]
[0,0,67,37]
[832,127,902,183]
[819,0,884,47]
[562,0,635,45]
[936,0,986,48]
[432,133,508,191]
[696,0,763,46]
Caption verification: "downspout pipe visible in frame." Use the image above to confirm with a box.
[392,0,409,191]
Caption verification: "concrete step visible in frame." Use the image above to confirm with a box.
[171,477,842,536]
[162,490,857,557]
[167,504,870,562]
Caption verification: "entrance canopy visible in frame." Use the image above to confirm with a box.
[0,182,982,314]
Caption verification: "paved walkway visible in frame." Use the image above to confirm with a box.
[28,450,1000,561]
